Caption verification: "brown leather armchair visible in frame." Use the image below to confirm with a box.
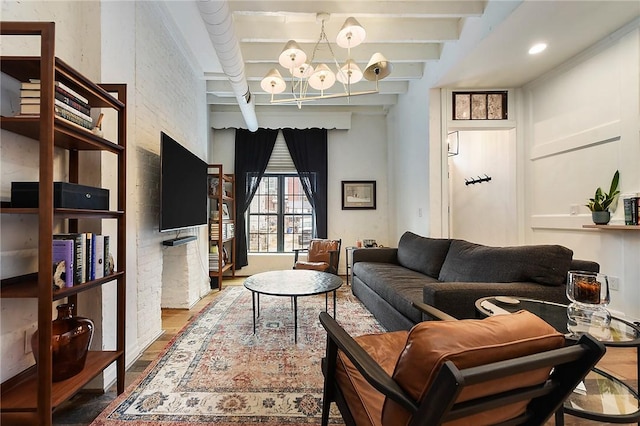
[319,302,605,426]
[293,239,341,275]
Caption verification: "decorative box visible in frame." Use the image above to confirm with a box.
[11,182,110,210]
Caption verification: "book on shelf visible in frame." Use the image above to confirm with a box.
[20,97,40,105]
[20,103,40,115]
[55,80,89,104]
[54,105,93,130]
[52,239,74,288]
[92,234,105,279]
[19,89,40,98]
[55,90,91,116]
[54,98,92,122]
[623,196,640,225]
[86,233,93,281]
[103,235,110,276]
[20,80,41,90]
[53,233,84,285]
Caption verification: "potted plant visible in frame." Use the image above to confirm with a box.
[586,170,620,224]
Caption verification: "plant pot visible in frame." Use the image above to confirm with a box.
[31,303,94,382]
[591,211,611,225]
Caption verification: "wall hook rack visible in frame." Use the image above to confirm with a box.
[465,174,492,186]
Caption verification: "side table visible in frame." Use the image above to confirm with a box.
[345,246,356,285]
[476,296,640,425]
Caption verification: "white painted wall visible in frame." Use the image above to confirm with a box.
[209,112,389,276]
[0,0,210,386]
[386,77,432,241]
[0,0,103,383]
[523,25,640,320]
[449,130,518,246]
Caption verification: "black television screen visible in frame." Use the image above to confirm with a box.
[159,132,208,232]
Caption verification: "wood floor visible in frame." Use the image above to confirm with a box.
[48,277,637,425]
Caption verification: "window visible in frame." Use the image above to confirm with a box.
[453,91,508,120]
[247,174,314,253]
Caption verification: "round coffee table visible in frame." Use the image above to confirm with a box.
[475,296,640,424]
[243,270,343,343]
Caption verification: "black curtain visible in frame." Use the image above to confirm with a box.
[234,128,278,268]
[282,128,328,238]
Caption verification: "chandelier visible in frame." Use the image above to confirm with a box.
[260,13,392,108]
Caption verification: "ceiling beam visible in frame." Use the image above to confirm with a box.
[228,1,485,17]
[233,18,460,43]
[240,42,440,62]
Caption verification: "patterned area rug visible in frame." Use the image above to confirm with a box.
[91,285,385,425]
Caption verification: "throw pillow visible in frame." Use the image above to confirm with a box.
[397,232,451,278]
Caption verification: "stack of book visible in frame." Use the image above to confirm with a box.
[623,195,640,225]
[53,233,112,288]
[19,79,93,131]
[209,245,221,271]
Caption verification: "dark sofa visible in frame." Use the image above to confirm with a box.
[351,231,599,331]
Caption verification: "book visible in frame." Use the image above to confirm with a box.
[54,105,93,130]
[55,90,91,116]
[54,98,92,122]
[53,233,84,285]
[52,239,74,288]
[21,81,41,90]
[93,234,105,279]
[624,197,635,225]
[20,89,40,98]
[20,104,39,115]
[86,233,93,281]
[55,81,89,104]
[103,235,110,276]
[20,97,40,105]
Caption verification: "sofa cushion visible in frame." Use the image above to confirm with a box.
[382,310,565,426]
[438,240,573,286]
[353,262,440,324]
[397,232,452,278]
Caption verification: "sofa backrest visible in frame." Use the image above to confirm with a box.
[397,232,451,278]
[438,239,573,286]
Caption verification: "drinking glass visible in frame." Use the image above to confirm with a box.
[566,271,611,339]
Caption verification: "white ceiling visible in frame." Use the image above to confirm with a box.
[164,0,640,111]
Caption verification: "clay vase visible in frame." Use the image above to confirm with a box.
[31,303,94,382]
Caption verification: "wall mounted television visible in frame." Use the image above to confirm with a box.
[159,131,208,233]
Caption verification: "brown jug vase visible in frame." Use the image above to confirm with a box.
[31,303,94,382]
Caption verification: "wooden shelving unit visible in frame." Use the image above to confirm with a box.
[208,164,236,290]
[583,224,640,230]
[0,22,126,426]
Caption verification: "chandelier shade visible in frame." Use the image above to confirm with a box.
[363,52,393,81]
[278,40,307,69]
[336,59,363,84]
[336,17,366,48]
[261,13,391,107]
[308,63,336,91]
[260,68,286,94]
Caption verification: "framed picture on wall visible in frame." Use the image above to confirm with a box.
[342,180,376,210]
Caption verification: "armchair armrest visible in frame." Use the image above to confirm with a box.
[292,248,309,263]
[319,312,418,413]
[412,302,458,322]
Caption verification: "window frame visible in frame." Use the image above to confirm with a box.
[247,173,315,253]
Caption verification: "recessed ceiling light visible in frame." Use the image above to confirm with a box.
[529,43,547,55]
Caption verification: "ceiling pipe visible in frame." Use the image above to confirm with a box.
[197,0,258,131]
